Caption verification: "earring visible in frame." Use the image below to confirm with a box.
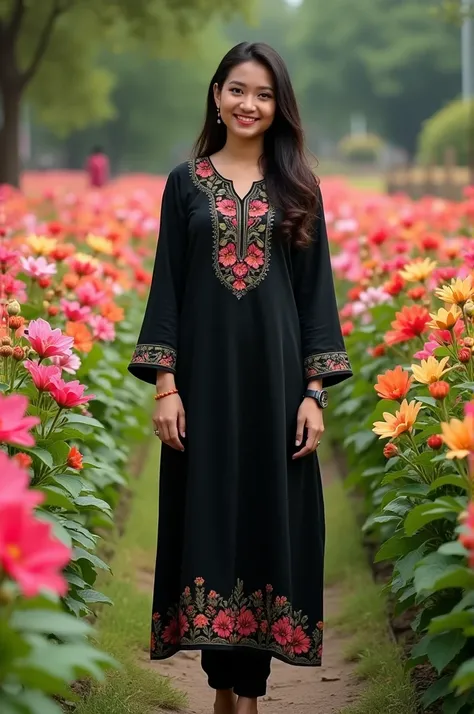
[217,107,221,124]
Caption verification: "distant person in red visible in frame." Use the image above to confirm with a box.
[85,146,109,188]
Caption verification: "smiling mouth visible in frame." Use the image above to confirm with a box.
[234,115,259,124]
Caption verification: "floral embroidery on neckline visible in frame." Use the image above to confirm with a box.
[150,577,323,666]
[190,157,274,299]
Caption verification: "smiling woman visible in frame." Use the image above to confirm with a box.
[128,41,352,714]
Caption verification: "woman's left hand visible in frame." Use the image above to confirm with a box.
[292,397,324,460]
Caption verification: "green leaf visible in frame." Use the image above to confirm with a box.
[40,486,77,511]
[11,610,93,638]
[74,495,112,513]
[21,446,53,469]
[65,414,105,429]
[428,474,467,492]
[429,611,474,634]
[80,589,113,605]
[52,475,84,499]
[73,547,111,572]
[453,657,474,693]
[438,541,468,557]
[431,566,474,592]
[8,691,64,714]
[405,499,461,535]
[416,396,437,407]
[414,553,458,593]
[416,631,466,673]
[421,675,453,707]
[34,512,72,548]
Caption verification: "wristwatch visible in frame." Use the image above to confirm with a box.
[304,388,329,409]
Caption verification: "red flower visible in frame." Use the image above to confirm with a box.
[407,286,426,301]
[12,453,33,469]
[248,199,268,217]
[67,446,83,470]
[208,590,218,599]
[460,348,471,364]
[291,625,311,654]
[429,381,450,400]
[195,159,214,178]
[244,244,264,269]
[233,262,249,279]
[216,197,237,217]
[265,584,273,593]
[383,274,405,297]
[233,280,247,291]
[162,611,189,644]
[212,610,234,638]
[383,443,398,459]
[194,614,209,628]
[194,576,205,586]
[152,612,160,622]
[184,586,191,597]
[236,607,258,637]
[341,321,354,337]
[271,616,293,646]
[385,305,430,346]
[218,243,237,267]
[427,434,443,450]
[260,620,269,633]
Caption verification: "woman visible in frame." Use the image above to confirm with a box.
[128,42,352,714]
[85,146,109,188]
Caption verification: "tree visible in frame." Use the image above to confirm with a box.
[0,0,249,187]
[290,0,461,155]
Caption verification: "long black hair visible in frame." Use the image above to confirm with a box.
[193,42,319,249]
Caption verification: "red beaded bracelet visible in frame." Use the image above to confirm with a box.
[154,389,179,401]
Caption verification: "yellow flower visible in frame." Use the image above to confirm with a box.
[373,399,423,440]
[441,414,474,459]
[399,258,437,283]
[427,305,463,331]
[74,252,101,270]
[411,356,452,385]
[26,234,57,256]
[86,234,114,255]
[435,276,474,306]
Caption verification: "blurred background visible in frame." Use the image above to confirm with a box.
[0,0,472,196]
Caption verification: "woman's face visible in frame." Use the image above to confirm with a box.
[214,60,276,140]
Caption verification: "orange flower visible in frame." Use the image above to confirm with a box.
[66,322,93,353]
[384,305,430,346]
[12,453,33,469]
[429,381,450,400]
[373,399,423,440]
[374,366,412,401]
[441,414,474,459]
[101,301,125,323]
[63,273,80,290]
[67,446,83,470]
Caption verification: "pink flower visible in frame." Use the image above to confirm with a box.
[0,452,43,511]
[20,256,57,278]
[233,263,249,279]
[27,318,73,359]
[50,353,81,374]
[60,299,92,322]
[291,625,311,654]
[236,607,258,637]
[218,243,237,267]
[24,361,61,392]
[75,282,106,307]
[212,610,234,638]
[195,159,214,178]
[248,199,268,217]
[0,503,71,597]
[0,394,39,446]
[271,616,293,646]
[194,576,205,586]
[233,279,246,291]
[216,198,237,217]
[245,244,264,269]
[194,614,209,628]
[0,273,27,302]
[49,378,95,409]
[0,245,19,272]
[89,315,115,342]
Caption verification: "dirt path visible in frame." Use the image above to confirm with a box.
[137,463,364,713]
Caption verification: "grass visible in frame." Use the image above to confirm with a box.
[75,440,186,714]
[324,474,417,714]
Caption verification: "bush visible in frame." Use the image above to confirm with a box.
[417,98,474,166]
[337,133,385,164]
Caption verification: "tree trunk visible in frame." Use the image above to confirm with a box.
[0,85,21,187]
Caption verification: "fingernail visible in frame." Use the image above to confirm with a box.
[295,440,301,446]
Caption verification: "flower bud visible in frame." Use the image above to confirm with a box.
[6,299,21,315]
[464,337,474,348]
[13,346,25,361]
[459,348,472,363]
[48,305,59,317]
[429,381,450,400]
[1,336,12,346]
[12,452,33,468]
[464,300,474,318]
[38,277,51,289]
[0,345,13,357]
[45,289,55,300]
[43,300,50,310]
[8,315,24,330]
[383,443,398,459]
[427,434,443,450]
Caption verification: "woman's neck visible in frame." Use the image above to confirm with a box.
[218,134,264,169]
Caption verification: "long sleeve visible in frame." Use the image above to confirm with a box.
[127,168,187,384]
[292,189,352,388]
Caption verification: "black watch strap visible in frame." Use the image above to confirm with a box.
[304,389,329,409]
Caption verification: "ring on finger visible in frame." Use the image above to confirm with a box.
[154,429,160,437]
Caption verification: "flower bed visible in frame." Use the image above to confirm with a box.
[0,180,165,713]
[326,184,474,712]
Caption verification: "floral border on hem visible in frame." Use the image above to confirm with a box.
[130,343,177,372]
[304,351,351,380]
[150,577,323,666]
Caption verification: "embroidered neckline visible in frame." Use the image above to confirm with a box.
[206,156,265,202]
[190,157,274,299]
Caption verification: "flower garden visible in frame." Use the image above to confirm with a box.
[2,173,474,713]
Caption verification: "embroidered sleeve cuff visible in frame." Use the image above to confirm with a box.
[304,351,352,387]
[127,343,177,384]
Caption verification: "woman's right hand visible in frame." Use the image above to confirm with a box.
[153,393,186,452]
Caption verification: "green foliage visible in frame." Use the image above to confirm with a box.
[417,98,474,166]
[338,134,385,164]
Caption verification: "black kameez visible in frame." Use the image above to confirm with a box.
[128,157,352,667]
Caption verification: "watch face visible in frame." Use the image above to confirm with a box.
[319,390,329,408]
